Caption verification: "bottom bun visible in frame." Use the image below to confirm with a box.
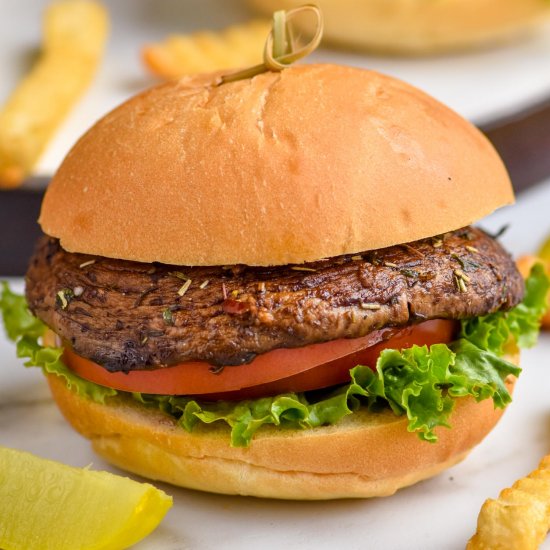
[46,366,516,500]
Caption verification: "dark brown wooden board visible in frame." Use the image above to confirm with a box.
[0,185,44,276]
[482,95,550,193]
[1,100,550,275]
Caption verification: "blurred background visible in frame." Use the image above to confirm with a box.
[1,0,550,274]
[2,3,550,548]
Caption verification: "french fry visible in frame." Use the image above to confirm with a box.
[539,237,550,263]
[142,20,271,79]
[467,455,550,549]
[0,0,108,188]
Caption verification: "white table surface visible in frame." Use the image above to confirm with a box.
[2,180,550,549]
[3,2,550,548]
[2,0,550,178]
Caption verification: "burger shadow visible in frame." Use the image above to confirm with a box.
[122,469,477,550]
[129,471,379,513]
[120,468,380,528]
[142,476,398,536]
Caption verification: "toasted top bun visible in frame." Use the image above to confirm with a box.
[40,64,513,266]
[249,0,550,54]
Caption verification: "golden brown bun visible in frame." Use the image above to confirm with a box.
[39,64,513,266]
[248,0,550,54]
[46,365,516,500]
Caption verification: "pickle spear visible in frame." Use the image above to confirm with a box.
[0,445,172,550]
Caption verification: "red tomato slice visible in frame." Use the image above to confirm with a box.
[64,319,457,400]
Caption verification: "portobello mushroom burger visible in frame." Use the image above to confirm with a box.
[1,64,548,499]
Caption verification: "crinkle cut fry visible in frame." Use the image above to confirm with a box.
[467,455,550,549]
[142,19,271,78]
[0,0,108,187]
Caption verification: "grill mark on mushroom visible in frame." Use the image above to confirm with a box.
[26,227,524,372]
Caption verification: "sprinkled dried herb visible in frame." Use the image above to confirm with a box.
[360,302,381,310]
[452,253,480,271]
[56,288,74,310]
[177,278,192,297]
[162,308,174,325]
[400,269,418,278]
[78,259,95,269]
[457,229,475,241]
[454,269,471,283]
[169,271,188,281]
[453,270,468,293]
[400,244,425,258]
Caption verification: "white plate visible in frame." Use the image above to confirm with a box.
[2,0,550,178]
[2,181,550,549]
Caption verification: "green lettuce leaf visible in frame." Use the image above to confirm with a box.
[460,263,549,353]
[0,282,43,342]
[135,338,520,446]
[1,265,548,447]
[0,282,116,403]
